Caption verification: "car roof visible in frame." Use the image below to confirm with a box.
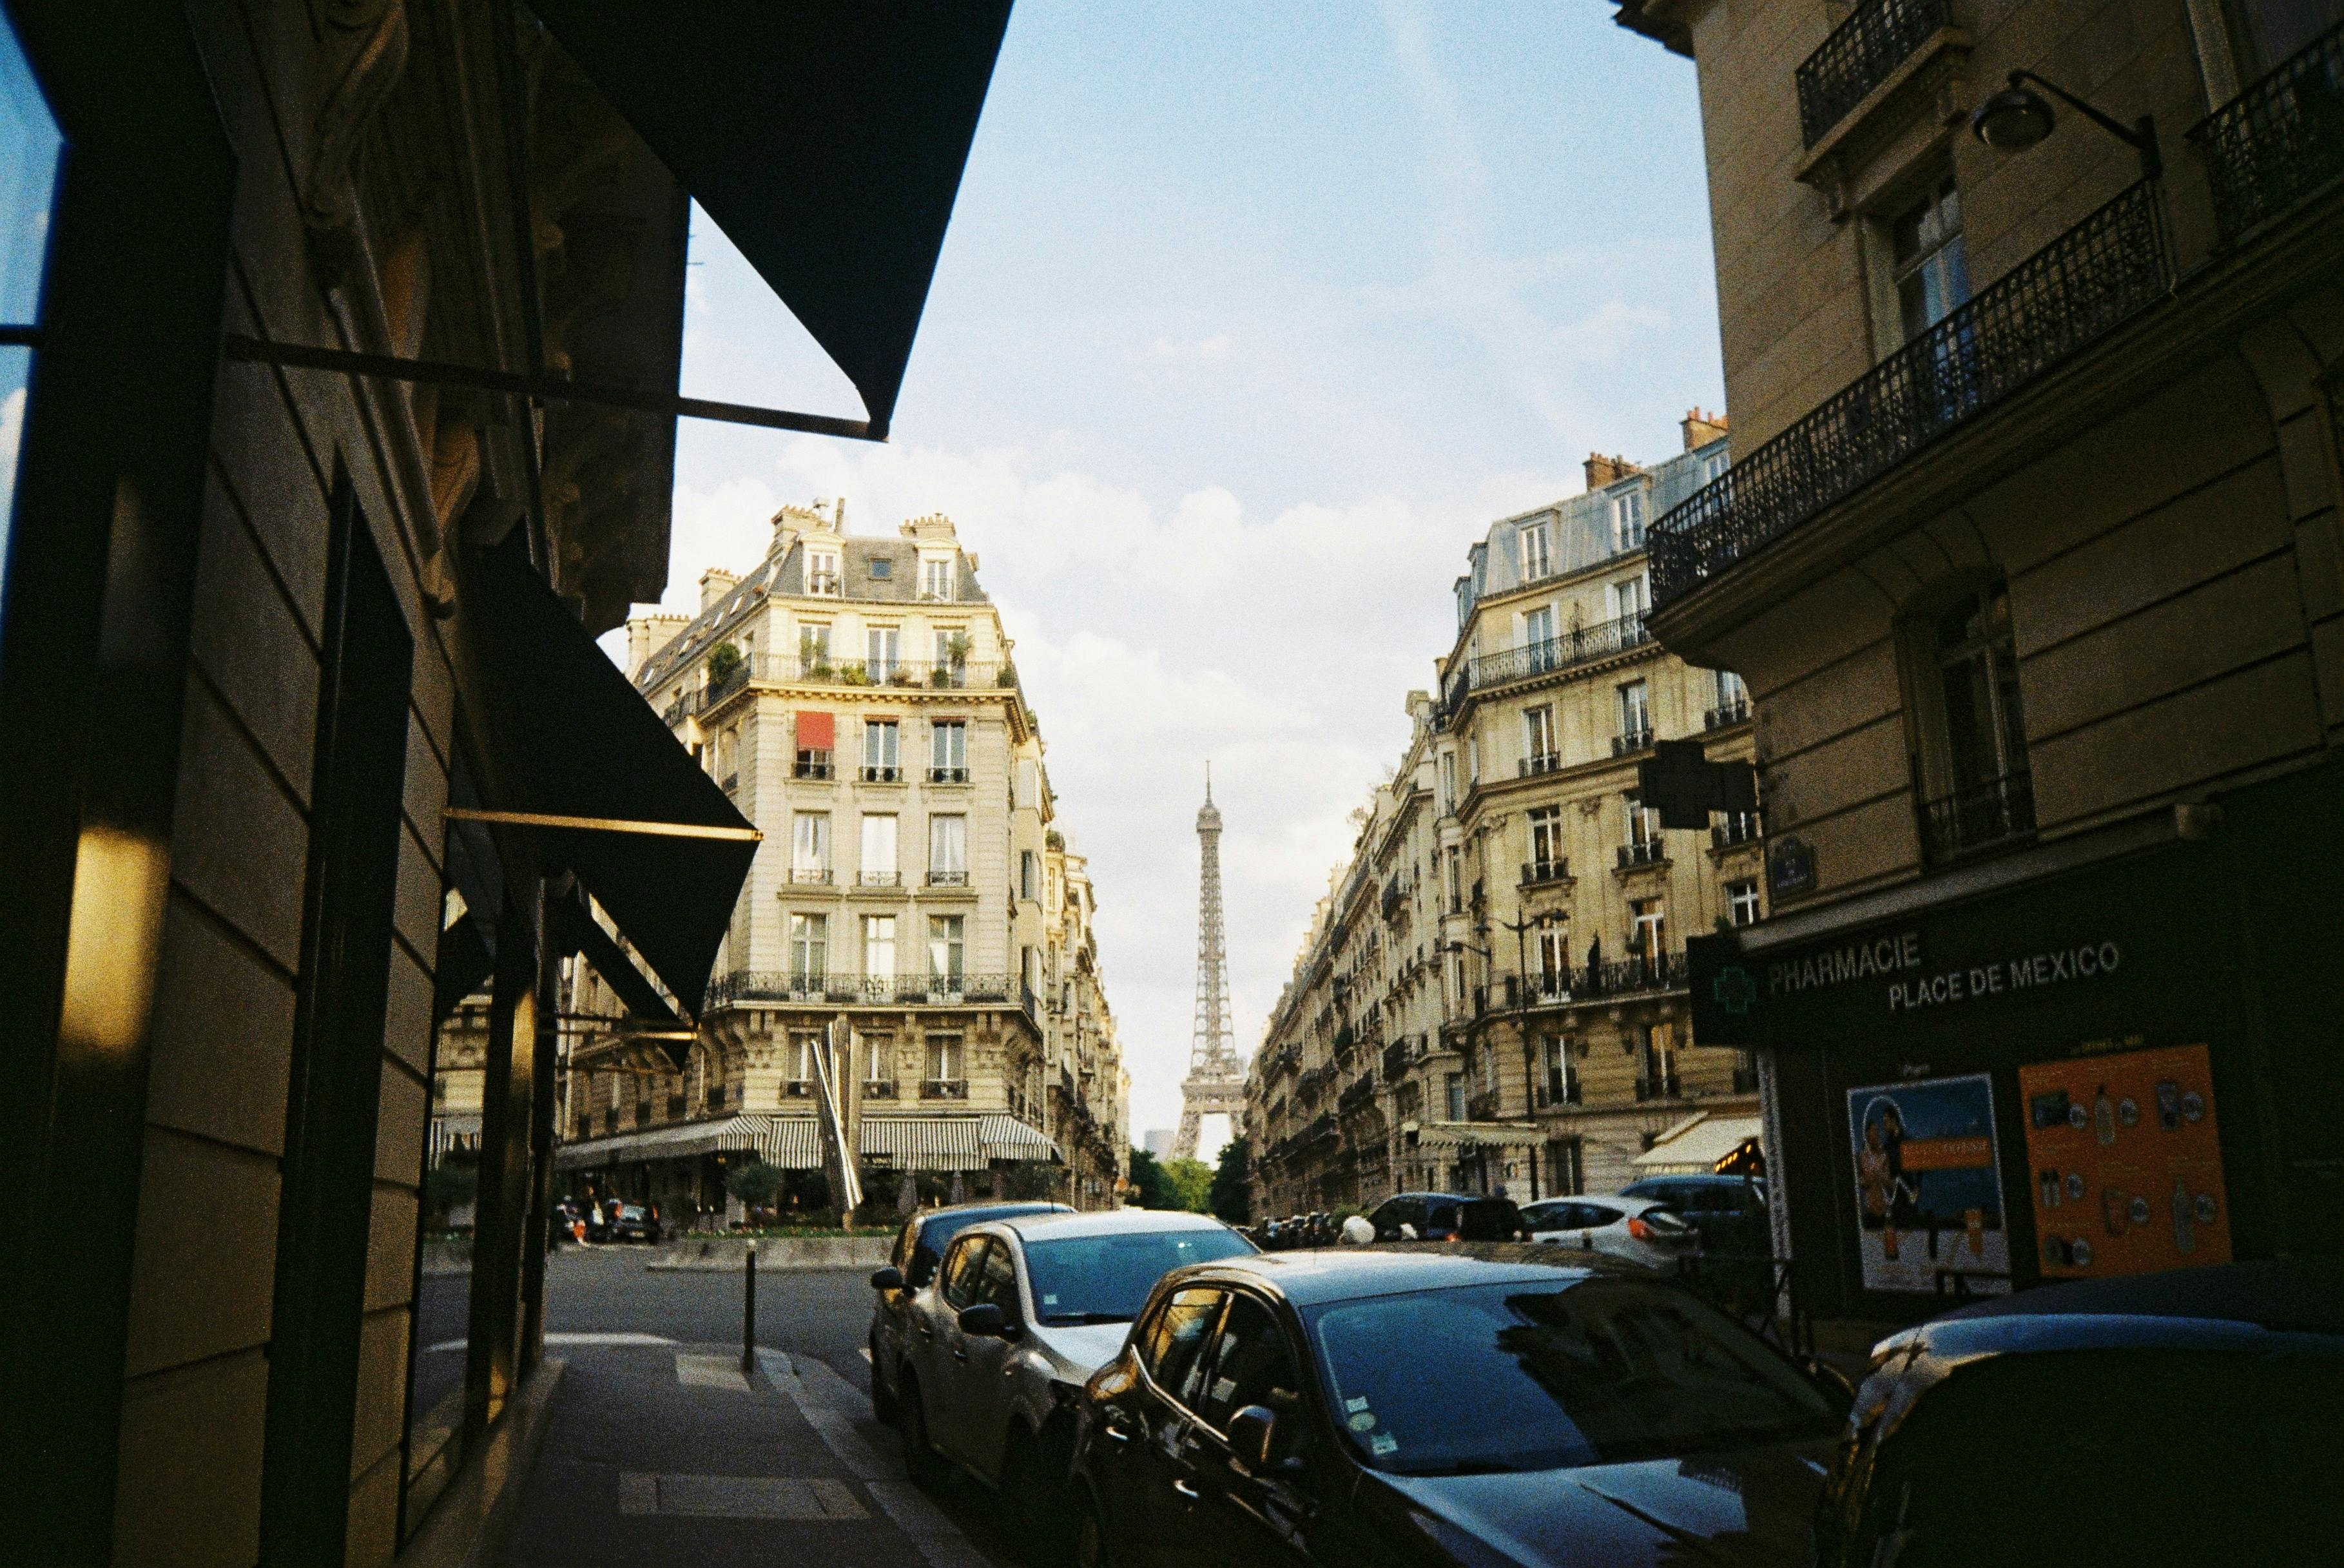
[913,1201,1070,1232]
[1932,1257,2344,1338]
[1383,1191,1506,1205]
[994,1208,1243,1242]
[1165,1245,1616,1308]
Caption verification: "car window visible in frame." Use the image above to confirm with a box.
[1458,1200,1520,1240]
[976,1236,1020,1313]
[1582,1203,1624,1227]
[940,1237,989,1310]
[1022,1227,1255,1324]
[892,1218,918,1274]
[1520,1201,1568,1229]
[1196,1293,1304,1433]
[1426,1203,1458,1232]
[1138,1286,1225,1408]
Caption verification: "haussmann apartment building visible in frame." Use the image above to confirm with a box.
[1609,0,2344,1322]
[1249,420,1773,1217]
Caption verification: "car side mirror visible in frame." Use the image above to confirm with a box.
[1228,1404,1281,1471]
[1805,1357,1857,1406]
[958,1302,1022,1341]
[869,1266,905,1292]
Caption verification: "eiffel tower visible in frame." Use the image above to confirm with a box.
[1174,771,1246,1161]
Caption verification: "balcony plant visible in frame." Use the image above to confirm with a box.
[840,660,871,686]
[706,641,742,688]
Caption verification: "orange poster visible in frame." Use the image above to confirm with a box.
[2018,1044,2229,1280]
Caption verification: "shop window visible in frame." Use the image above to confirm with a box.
[1904,576,2034,861]
[0,13,63,581]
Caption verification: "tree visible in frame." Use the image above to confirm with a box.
[1126,1147,1179,1209]
[724,1159,789,1210]
[706,641,742,686]
[1162,1157,1214,1214]
[1208,1136,1250,1224]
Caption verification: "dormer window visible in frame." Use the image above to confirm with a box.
[1518,522,1551,583]
[869,557,893,579]
[1610,487,1646,552]
[920,557,955,601]
[807,550,841,596]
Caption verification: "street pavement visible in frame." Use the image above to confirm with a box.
[498,1248,1025,1568]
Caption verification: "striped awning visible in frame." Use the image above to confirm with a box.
[431,1113,482,1162]
[860,1117,984,1172]
[979,1115,1060,1163]
[555,1114,813,1171]
[1411,1121,1545,1150]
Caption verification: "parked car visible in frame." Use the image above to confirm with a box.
[867,1199,1073,1422]
[1518,1193,1697,1269]
[601,1203,661,1243]
[1816,1259,2344,1568]
[880,1208,1255,1548]
[1068,1249,1850,1567]
[1617,1174,1769,1256]
[1363,1192,1524,1243]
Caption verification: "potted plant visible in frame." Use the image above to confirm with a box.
[840,661,869,686]
[706,641,742,688]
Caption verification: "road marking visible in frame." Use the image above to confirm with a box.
[676,1353,753,1391]
[547,1332,678,1346]
[866,1482,993,1568]
[617,1473,867,1520]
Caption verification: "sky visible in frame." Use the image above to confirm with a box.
[612,2,1720,1159]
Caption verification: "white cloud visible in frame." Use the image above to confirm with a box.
[1151,332,1234,360]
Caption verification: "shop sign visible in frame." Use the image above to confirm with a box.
[1847,1074,2010,1294]
[2019,1043,2230,1279]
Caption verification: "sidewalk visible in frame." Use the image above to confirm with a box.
[496,1339,1014,1568]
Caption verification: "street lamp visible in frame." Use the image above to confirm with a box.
[1971,69,2161,180]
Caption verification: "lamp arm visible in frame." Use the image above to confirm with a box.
[2006,70,2162,177]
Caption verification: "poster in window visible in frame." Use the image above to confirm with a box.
[2017,1043,2228,1281]
[1846,1073,2009,1294]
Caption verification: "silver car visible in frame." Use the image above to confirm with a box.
[887,1208,1254,1535]
[1520,1192,1700,1269]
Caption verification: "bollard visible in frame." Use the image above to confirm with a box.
[742,1239,758,1376]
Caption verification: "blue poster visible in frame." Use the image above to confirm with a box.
[1846,1074,2009,1294]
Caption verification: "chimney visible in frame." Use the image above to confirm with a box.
[1680,407,1729,452]
[1584,452,1642,490]
[699,567,739,612]
[626,612,690,679]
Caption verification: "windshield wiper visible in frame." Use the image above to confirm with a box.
[1038,1312,1132,1326]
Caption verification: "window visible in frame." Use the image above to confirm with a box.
[1445,847,1462,913]
[1623,794,1661,862]
[864,915,896,980]
[1910,577,2032,857]
[929,915,965,980]
[862,719,900,781]
[927,815,967,884]
[974,1237,1018,1311]
[1138,1287,1225,1406]
[1608,573,1651,623]
[862,1034,895,1086]
[1539,1032,1578,1107]
[789,914,829,982]
[1695,448,1728,487]
[930,719,967,780]
[1610,485,1646,552]
[1,14,61,561]
[1522,705,1556,771]
[867,626,900,681]
[791,811,831,878]
[1716,669,1747,709]
[1636,1022,1679,1096]
[1545,1137,1584,1197]
[867,557,893,580]
[1196,1293,1304,1432]
[1727,878,1762,927]
[798,622,831,668]
[1021,849,1040,902]
[860,815,898,881]
[1023,945,1043,998]
[1629,898,1667,963]
[1017,757,1041,809]
[1527,806,1565,876]
[1466,737,1479,784]
[1440,752,1458,811]
[925,1032,964,1082]
[940,1237,989,1310]
[1534,928,1571,999]
[1892,175,1971,343]
[1617,681,1651,744]
[920,557,955,601]
[1445,1072,1467,1121]
[795,1031,840,1089]
[808,550,842,595]
[1523,604,1557,672]
[1518,520,1551,583]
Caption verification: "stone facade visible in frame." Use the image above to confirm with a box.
[1248,427,1764,1218]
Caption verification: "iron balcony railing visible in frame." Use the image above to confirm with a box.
[788,867,833,884]
[704,971,1012,1006]
[860,765,903,784]
[925,869,970,887]
[1919,769,2036,862]
[1712,813,1763,850]
[1705,699,1751,730]
[1651,179,2172,607]
[864,1080,898,1099]
[928,766,970,784]
[1618,840,1665,869]
[2191,19,2344,244]
[1339,1075,1377,1112]
[1522,857,1571,887]
[1611,726,1654,756]
[1537,1079,1582,1108]
[1462,613,1652,696]
[1796,0,1952,148]
[724,652,1015,692]
[1518,752,1561,777]
[857,871,902,887]
[793,754,834,780]
[1634,1071,1685,1102]
[920,1079,969,1099]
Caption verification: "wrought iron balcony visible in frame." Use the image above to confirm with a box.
[1462,613,1652,696]
[1651,180,2171,607]
[861,765,903,784]
[1919,769,2035,862]
[1796,0,1952,148]
[1518,752,1562,778]
[1521,857,1571,887]
[920,1078,969,1100]
[2191,20,2344,244]
[1611,727,1655,757]
[788,867,833,884]
[1536,1079,1582,1108]
[1704,699,1751,730]
[928,766,970,784]
[1616,840,1665,869]
[793,753,834,780]
[1634,1071,1684,1103]
[1711,813,1763,850]
[857,870,902,887]
[1339,1075,1378,1112]
[863,1080,898,1099]
[925,869,971,887]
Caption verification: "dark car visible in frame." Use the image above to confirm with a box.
[866,1199,1072,1422]
[1067,1249,1850,1567]
[1616,1174,1769,1256]
[602,1203,661,1243]
[1816,1259,2344,1568]
[1364,1192,1524,1243]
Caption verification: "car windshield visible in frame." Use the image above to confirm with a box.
[1022,1229,1255,1324]
[1306,1277,1841,1475]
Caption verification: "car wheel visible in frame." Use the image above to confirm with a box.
[898,1374,949,1491]
[870,1337,898,1424]
[1072,1489,1109,1568]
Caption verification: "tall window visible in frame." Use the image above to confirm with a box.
[1623,793,1661,860]
[1445,847,1462,913]
[929,915,965,980]
[795,1031,838,1089]
[1440,752,1458,811]
[860,814,898,881]
[1534,927,1571,998]
[1445,1072,1467,1121]
[862,1033,895,1086]
[1629,898,1667,964]
[1466,737,1479,784]
[1716,668,1748,710]
[862,719,900,781]
[925,1032,964,1082]
[789,914,829,982]
[807,550,842,595]
[928,815,967,882]
[1017,757,1041,809]
[1727,878,1762,927]
[1518,520,1551,582]
[1617,680,1651,744]
[930,719,967,780]
[863,915,897,981]
[1610,485,1646,552]
[1540,1031,1578,1106]
[798,621,831,667]
[1637,1021,1678,1096]
[867,626,900,681]
[1527,805,1565,876]
[791,811,830,878]
[1522,705,1556,771]
[1892,175,1970,342]
[1608,572,1651,623]
[920,556,955,601]
[1523,603,1557,672]
[1910,577,2032,857]
[1020,848,1040,902]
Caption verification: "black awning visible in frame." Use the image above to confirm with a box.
[464,539,756,1017]
[526,0,1013,435]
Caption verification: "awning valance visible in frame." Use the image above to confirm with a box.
[525,0,1013,435]
[555,1114,802,1172]
[980,1115,1061,1163]
[1632,1114,1765,1174]
[1411,1121,1546,1150]
[555,1114,1047,1174]
[465,539,756,1017]
[861,1117,985,1172]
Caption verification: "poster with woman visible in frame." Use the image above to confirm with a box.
[1846,1074,2009,1293]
